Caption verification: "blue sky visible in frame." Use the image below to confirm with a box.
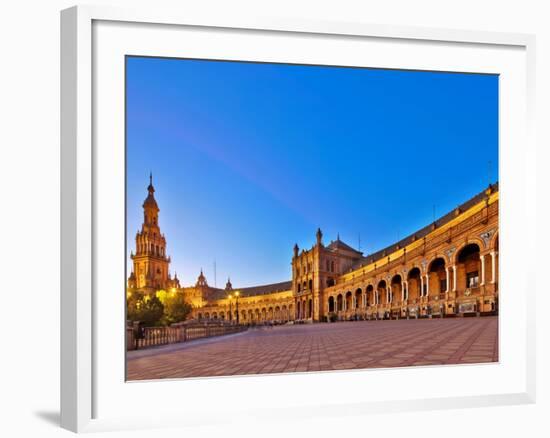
[126,56,498,288]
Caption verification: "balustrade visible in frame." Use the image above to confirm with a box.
[127,323,247,350]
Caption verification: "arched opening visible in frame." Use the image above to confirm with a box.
[366,285,374,306]
[308,279,313,290]
[407,268,421,301]
[391,275,402,304]
[328,296,335,312]
[336,294,343,312]
[327,277,335,287]
[355,288,363,309]
[345,291,352,311]
[308,299,312,318]
[297,301,302,319]
[377,280,387,305]
[457,243,481,290]
[428,257,447,296]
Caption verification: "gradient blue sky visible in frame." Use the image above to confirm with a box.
[126,56,498,288]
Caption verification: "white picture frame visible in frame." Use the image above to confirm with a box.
[60,4,536,433]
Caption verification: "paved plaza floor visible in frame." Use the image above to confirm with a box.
[126,316,498,381]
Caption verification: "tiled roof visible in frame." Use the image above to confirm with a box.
[327,238,362,254]
[207,280,293,300]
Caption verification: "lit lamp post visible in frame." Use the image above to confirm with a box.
[235,291,240,324]
[227,291,241,325]
[227,293,233,324]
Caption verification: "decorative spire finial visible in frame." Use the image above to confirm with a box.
[147,172,155,194]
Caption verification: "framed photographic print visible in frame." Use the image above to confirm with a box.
[61,5,536,433]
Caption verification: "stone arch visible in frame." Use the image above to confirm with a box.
[454,239,486,264]
[391,274,402,303]
[456,243,481,290]
[366,284,374,306]
[407,267,422,301]
[345,291,352,311]
[328,295,335,313]
[490,231,499,251]
[355,287,363,309]
[428,257,447,296]
[377,280,387,305]
[336,294,343,312]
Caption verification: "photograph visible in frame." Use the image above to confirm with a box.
[124,56,499,381]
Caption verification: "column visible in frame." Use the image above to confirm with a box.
[420,275,424,297]
[405,280,409,300]
[452,265,457,291]
[363,293,366,308]
[446,267,450,293]
[480,254,486,286]
[425,274,430,296]
[401,282,405,301]
[490,251,497,284]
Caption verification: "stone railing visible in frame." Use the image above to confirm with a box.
[127,322,247,351]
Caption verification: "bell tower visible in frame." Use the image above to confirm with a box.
[129,174,171,291]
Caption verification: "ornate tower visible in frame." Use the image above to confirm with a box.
[129,174,171,291]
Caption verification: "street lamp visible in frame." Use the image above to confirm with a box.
[227,293,233,324]
[235,291,240,325]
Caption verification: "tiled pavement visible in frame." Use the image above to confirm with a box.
[126,316,498,381]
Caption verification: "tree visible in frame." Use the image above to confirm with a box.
[127,292,164,326]
[160,292,192,325]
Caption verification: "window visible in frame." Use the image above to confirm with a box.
[331,261,335,272]
[466,271,479,288]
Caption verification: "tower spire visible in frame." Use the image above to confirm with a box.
[147,172,155,194]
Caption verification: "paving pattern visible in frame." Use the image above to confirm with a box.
[127,316,498,380]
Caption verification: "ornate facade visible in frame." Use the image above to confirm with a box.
[127,177,499,323]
